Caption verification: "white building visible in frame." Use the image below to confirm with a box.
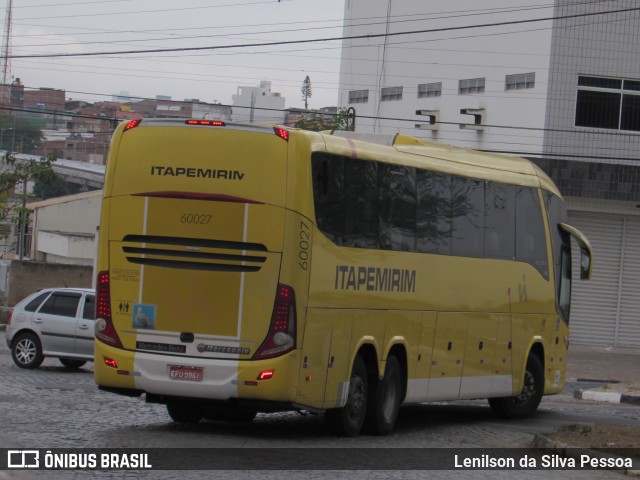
[232,80,286,124]
[339,0,640,347]
[27,190,101,266]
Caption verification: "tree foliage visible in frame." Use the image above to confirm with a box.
[0,152,57,240]
[301,76,312,110]
[294,107,354,132]
[0,114,45,154]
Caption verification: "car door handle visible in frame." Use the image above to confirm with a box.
[78,325,89,330]
[33,318,44,323]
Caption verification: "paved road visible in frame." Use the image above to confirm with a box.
[1,332,638,479]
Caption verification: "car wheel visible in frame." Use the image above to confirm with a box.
[325,355,368,437]
[11,332,44,369]
[59,358,87,369]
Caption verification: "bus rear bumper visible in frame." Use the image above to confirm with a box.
[95,342,300,403]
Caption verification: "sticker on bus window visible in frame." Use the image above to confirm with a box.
[132,304,156,330]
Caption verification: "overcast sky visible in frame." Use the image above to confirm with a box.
[5,0,345,108]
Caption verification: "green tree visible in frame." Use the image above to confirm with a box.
[0,114,45,154]
[0,152,57,246]
[294,107,353,132]
[301,75,312,110]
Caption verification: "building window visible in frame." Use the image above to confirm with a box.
[506,73,535,90]
[575,75,640,131]
[418,82,442,98]
[381,86,403,101]
[348,89,369,104]
[459,78,485,94]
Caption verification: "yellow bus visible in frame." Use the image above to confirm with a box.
[94,119,592,436]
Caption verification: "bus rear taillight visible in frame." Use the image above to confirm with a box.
[95,271,124,349]
[253,284,296,359]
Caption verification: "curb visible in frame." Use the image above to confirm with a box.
[574,388,640,405]
[532,435,640,476]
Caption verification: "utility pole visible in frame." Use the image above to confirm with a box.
[1,0,13,85]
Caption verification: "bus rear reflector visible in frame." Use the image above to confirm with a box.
[274,127,289,141]
[186,120,226,126]
[124,119,142,131]
[95,271,124,349]
[253,284,296,359]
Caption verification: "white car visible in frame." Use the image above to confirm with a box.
[5,287,95,369]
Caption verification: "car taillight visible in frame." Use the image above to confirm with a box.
[95,271,124,349]
[253,284,296,359]
[6,308,12,326]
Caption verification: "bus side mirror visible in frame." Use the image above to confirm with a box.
[580,247,592,280]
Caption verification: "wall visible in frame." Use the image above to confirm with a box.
[4,260,93,306]
[338,0,553,152]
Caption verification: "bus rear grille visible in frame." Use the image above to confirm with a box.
[122,235,268,272]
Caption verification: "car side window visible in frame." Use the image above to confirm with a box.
[38,293,82,317]
[83,295,95,320]
[24,292,51,312]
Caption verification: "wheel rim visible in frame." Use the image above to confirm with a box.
[515,370,536,405]
[382,373,399,421]
[15,338,37,365]
[347,375,366,422]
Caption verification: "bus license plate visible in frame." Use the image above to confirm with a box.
[169,365,204,382]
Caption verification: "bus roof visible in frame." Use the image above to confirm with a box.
[322,130,561,196]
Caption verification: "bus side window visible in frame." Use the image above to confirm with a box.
[379,165,416,252]
[516,187,549,279]
[344,158,379,249]
[312,153,345,245]
[451,177,485,258]
[417,170,452,255]
[485,182,515,260]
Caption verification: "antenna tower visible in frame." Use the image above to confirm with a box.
[1,0,13,85]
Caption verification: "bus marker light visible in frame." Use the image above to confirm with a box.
[186,120,226,127]
[274,127,289,141]
[104,358,118,368]
[258,370,275,381]
[124,119,142,131]
[305,375,312,382]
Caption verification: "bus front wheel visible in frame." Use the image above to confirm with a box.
[489,353,544,419]
[365,355,403,435]
[166,400,203,424]
[325,355,368,437]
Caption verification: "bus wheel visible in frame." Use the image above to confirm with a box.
[325,355,368,437]
[166,401,203,424]
[489,353,544,419]
[365,355,402,435]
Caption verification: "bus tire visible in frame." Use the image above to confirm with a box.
[364,355,402,435]
[325,355,368,437]
[166,401,203,424]
[489,353,544,419]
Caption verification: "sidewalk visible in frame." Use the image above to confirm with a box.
[567,344,640,404]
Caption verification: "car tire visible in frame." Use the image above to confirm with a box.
[11,332,44,369]
[59,358,87,369]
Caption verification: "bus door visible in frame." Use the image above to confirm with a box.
[427,312,468,401]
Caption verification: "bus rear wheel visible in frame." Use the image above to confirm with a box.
[325,355,368,437]
[364,355,403,435]
[489,353,544,419]
[166,400,203,424]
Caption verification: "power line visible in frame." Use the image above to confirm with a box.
[4,6,640,60]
